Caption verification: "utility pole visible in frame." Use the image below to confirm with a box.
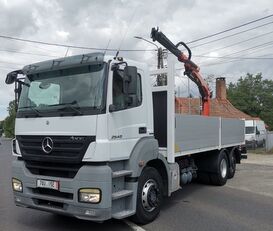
[134,36,165,86]
[157,47,166,86]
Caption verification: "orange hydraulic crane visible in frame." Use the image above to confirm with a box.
[151,28,211,116]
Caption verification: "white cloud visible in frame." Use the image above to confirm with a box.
[0,0,272,119]
[208,52,219,57]
[56,30,70,40]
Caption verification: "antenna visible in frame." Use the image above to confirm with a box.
[65,46,70,57]
[115,7,137,58]
[103,39,111,56]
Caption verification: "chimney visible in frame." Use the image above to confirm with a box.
[216,77,227,100]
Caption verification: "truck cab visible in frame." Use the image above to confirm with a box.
[10,52,159,222]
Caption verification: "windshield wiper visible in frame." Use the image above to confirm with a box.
[18,106,42,117]
[53,101,83,115]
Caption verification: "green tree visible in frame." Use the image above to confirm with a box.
[227,73,273,130]
[3,100,16,138]
[0,120,3,136]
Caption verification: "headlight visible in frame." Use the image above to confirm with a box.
[12,178,23,192]
[78,188,101,204]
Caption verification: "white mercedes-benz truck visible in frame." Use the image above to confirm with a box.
[6,29,246,224]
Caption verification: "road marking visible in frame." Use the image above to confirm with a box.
[124,220,146,231]
[226,185,273,198]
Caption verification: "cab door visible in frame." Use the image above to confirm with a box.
[107,66,147,160]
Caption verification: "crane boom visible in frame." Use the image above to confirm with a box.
[150,27,211,116]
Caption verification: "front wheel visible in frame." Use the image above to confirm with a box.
[131,167,163,225]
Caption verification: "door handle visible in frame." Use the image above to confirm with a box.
[139,127,147,134]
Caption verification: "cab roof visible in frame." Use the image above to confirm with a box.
[22,52,105,75]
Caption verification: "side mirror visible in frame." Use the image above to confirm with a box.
[256,130,260,135]
[5,70,23,84]
[6,72,18,84]
[109,104,116,113]
[123,66,138,95]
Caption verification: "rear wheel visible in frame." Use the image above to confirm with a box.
[227,151,236,179]
[209,151,228,186]
[131,167,163,225]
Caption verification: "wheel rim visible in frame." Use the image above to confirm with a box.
[141,179,159,212]
[220,158,227,178]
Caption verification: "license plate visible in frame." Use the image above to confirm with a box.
[37,179,59,190]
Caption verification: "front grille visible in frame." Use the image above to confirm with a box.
[25,161,82,178]
[17,135,95,164]
[32,188,73,200]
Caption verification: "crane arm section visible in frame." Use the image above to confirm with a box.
[150,27,211,116]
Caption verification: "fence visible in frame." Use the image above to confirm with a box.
[266,132,273,152]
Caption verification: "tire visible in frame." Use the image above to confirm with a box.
[131,167,163,225]
[209,151,228,186]
[227,150,236,179]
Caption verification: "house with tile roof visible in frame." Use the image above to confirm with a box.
[175,77,254,120]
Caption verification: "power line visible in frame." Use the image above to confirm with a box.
[196,55,273,60]
[0,60,25,66]
[202,58,268,67]
[198,39,273,66]
[222,40,273,57]
[0,48,59,58]
[116,6,138,55]
[0,14,272,54]
[198,30,273,56]
[201,51,273,67]
[0,13,271,71]
[0,34,156,52]
[213,42,273,59]
[177,50,273,70]
[189,21,273,49]
[187,13,273,44]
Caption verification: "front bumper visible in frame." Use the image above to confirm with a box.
[12,160,112,221]
[245,140,256,148]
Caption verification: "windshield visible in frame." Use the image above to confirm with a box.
[245,126,255,134]
[17,63,107,117]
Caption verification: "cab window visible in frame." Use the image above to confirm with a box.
[112,70,142,110]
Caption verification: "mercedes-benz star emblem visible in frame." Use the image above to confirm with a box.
[42,137,53,154]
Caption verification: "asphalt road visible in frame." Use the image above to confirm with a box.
[1,138,273,231]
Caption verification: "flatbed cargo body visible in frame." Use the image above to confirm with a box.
[174,115,244,156]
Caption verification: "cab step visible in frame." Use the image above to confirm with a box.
[112,170,132,178]
[112,190,133,200]
[112,210,135,219]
